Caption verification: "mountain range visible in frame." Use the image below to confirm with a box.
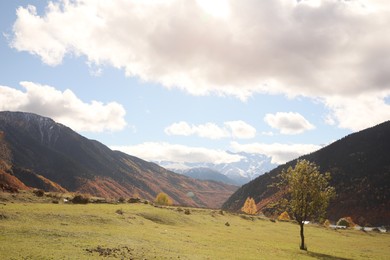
[0,111,237,208]
[159,152,278,185]
[222,121,390,226]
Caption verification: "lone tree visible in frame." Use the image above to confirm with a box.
[241,197,257,215]
[276,160,335,250]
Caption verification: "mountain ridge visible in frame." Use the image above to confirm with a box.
[159,152,278,185]
[0,111,237,208]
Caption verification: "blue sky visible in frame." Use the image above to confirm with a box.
[1,0,389,165]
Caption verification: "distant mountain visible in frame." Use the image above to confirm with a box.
[159,152,278,185]
[222,121,390,226]
[182,167,238,185]
[0,111,237,208]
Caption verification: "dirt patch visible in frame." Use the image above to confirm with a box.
[85,245,134,258]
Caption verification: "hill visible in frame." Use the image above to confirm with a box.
[0,111,237,208]
[222,121,390,226]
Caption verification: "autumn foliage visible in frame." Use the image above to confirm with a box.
[278,211,290,221]
[155,192,173,206]
[241,197,257,215]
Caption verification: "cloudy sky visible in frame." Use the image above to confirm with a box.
[1,0,389,165]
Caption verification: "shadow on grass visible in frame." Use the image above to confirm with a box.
[306,251,352,260]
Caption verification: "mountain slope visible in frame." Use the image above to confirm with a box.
[222,121,390,225]
[0,111,237,208]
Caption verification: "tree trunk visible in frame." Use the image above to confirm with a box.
[299,222,306,250]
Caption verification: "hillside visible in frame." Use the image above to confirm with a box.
[0,111,237,208]
[222,121,390,226]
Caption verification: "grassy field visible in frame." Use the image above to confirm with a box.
[0,192,389,259]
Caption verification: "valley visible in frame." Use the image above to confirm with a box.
[0,191,389,259]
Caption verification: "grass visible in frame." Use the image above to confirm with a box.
[0,192,389,259]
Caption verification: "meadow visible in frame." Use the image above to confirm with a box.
[0,192,389,259]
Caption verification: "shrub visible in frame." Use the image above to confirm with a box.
[184,209,191,215]
[278,211,291,221]
[72,194,90,204]
[118,197,126,203]
[33,189,45,197]
[154,192,173,206]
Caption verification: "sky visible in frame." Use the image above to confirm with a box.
[0,0,389,166]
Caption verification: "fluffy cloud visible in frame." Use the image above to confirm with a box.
[0,81,127,132]
[324,94,390,131]
[10,0,390,130]
[231,141,322,164]
[264,112,315,135]
[224,120,256,139]
[111,142,243,164]
[164,120,256,139]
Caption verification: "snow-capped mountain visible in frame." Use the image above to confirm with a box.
[158,152,279,185]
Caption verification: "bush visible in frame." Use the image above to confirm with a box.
[118,197,126,203]
[184,209,191,215]
[337,217,356,228]
[278,211,290,221]
[128,198,141,203]
[33,189,45,197]
[72,194,90,204]
[154,192,173,206]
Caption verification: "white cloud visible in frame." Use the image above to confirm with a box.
[231,141,322,164]
[10,0,390,130]
[224,120,256,139]
[264,112,315,135]
[324,93,390,131]
[111,142,243,164]
[164,120,256,139]
[164,121,195,136]
[0,82,127,132]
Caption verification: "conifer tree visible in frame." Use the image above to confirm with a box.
[241,197,257,215]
